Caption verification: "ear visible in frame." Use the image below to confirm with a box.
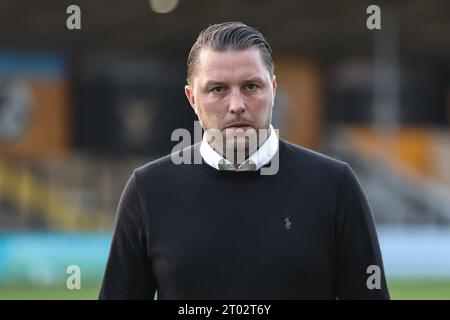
[271,75,277,105]
[272,75,277,96]
[184,84,197,114]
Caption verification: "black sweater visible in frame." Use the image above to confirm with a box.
[99,139,389,299]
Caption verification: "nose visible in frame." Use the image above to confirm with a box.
[228,89,246,115]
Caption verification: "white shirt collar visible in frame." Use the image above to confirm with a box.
[200,124,279,171]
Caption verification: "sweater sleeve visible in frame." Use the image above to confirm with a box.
[99,172,157,299]
[334,164,390,300]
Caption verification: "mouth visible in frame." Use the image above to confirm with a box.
[224,123,252,129]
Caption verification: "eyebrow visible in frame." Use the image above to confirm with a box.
[203,77,265,88]
[204,81,227,88]
[243,77,265,83]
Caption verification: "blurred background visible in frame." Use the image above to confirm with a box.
[0,0,449,299]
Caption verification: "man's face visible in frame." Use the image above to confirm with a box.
[185,47,277,157]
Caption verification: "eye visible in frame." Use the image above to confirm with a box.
[245,83,258,91]
[211,86,225,94]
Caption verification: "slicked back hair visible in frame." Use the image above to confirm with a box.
[186,22,274,84]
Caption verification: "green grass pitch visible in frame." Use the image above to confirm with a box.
[0,279,449,300]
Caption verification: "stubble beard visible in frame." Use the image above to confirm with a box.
[204,114,272,166]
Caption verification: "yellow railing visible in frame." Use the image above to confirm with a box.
[0,158,112,230]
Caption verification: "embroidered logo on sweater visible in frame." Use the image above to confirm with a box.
[284,217,292,230]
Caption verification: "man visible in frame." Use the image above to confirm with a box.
[99,22,390,300]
